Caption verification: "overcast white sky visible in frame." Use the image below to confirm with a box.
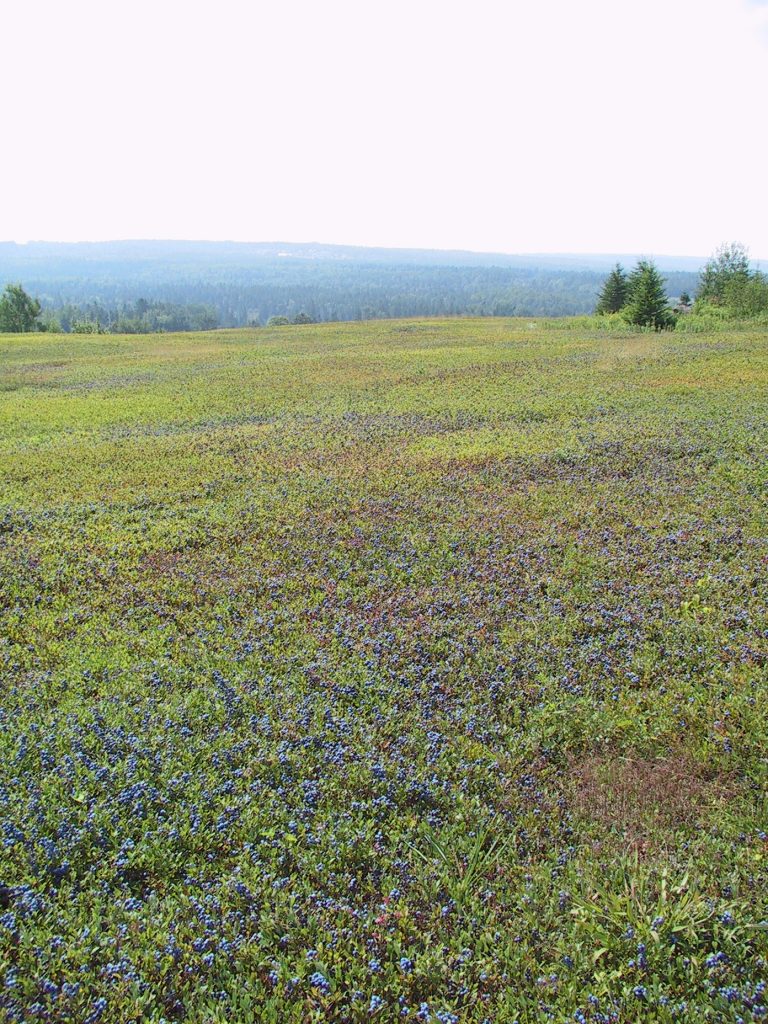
[2,0,767,257]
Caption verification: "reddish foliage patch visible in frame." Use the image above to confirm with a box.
[571,750,738,853]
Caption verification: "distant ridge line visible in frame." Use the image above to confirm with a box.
[0,239,719,273]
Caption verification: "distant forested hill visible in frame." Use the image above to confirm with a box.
[0,240,703,329]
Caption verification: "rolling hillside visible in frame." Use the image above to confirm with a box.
[1,318,766,1022]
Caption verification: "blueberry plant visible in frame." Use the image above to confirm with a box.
[0,318,766,1022]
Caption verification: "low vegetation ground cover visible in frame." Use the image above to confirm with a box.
[0,318,766,1023]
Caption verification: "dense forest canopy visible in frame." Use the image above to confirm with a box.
[0,241,702,331]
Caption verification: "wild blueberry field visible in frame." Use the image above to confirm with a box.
[0,319,766,1023]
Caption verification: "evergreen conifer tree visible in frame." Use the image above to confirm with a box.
[624,260,673,330]
[595,264,629,314]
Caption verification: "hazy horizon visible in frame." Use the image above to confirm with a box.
[0,238,709,327]
[4,237,766,266]
[2,0,767,256]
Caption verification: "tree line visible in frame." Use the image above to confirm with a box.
[2,243,763,333]
[0,291,219,334]
[0,262,698,333]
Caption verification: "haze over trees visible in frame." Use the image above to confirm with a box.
[0,241,701,332]
[2,241,765,334]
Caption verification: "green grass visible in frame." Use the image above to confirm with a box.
[0,318,766,1023]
